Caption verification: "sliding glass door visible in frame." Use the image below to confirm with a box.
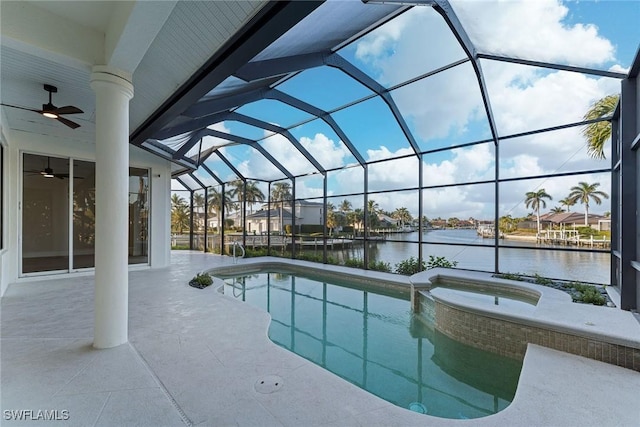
[22,153,70,273]
[73,160,96,269]
[22,153,150,274]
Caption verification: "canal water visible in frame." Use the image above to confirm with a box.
[301,229,610,284]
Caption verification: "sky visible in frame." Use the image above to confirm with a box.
[176,0,640,221]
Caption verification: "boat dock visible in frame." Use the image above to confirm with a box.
[537,230,610,248]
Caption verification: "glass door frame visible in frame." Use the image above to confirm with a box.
[20,151,152,277]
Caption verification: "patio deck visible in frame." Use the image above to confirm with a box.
[1,251,639,426]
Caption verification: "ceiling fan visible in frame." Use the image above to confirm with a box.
[25,157,83,180]
[1,84,84,129]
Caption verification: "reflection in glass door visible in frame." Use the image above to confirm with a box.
[22,153,70,273]
[22,155,150,274]
[129,167,149,264]
[73,160,96,269]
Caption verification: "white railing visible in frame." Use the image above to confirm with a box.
[232,241,245,263]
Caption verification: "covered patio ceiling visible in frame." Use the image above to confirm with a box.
[133,0,634,191]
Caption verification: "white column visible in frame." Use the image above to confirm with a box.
[91,66,134,349]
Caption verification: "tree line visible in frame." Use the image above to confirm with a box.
[171,93,617,235]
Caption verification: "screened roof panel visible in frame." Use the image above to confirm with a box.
[176,174,200,191]
[219,144,288,181]
[160,0,631,203]
[288,118,357,170]
[276,66,374,112]
[202,153,239,182]
[201,75,257,99]
[481,58,622,138]
[257,133,319,177]
[338,6,467,89]
[251,0,401,62]
[191,169,220,188]
[330,95,413,160]
[182,131,238,159]
[171,181,189,192]
[234,99,315,128]
[223,120,272,141]
[389,61,492,151]
[451,0,639,72]
[161,132,196,151]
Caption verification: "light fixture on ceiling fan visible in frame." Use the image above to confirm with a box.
[1,84,84,129]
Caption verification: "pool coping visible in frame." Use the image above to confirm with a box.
[412,268,640,350]
[206,258,640,372]
[206,259,640,350]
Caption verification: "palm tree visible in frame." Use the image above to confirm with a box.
[326,202,336,236]
[567,182,609,226]
[170,193,190,234]
[392,207,413,228]
[227,180,266,233]
[271,182,292,234]
[207,187,233,232]
[524,189,552,233]
[367,199,380,230]
[498,215,518,234]
[244,181,265,215]
[170,194,190,234]
[193,192,205,231]
[339,199,352,214]
[171,193,186,210]
[558,197,576,212]
[582,94,619,159]
[347,209,364,232]
[550,206,565,214]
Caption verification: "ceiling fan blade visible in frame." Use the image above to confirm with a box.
[56,116,81,129]
[54,106,83,115]
[0,103,42,114]
[51,173,84,180]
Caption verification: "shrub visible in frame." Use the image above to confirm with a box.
[300,224,324,234]
[567,281,606,305]
[344,258,365,269]
[189,272,213,289]
[171,245,191,250]
[395,257,425,275]
[579,287,606,305]
[244,248,268,258]
[495,272,525,281]
[369,260,392,272]
[534,273,553,285]
[425,255,458,269]
[576,226,598,237]
[295,253,324,263]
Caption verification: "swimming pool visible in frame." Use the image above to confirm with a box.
[219,270,521,419]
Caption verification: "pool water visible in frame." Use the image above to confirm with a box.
[221,271,521,419]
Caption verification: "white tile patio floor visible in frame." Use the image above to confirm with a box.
[1,251,639,426]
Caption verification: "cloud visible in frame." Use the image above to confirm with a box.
[300,133,352,169]
[450,0,615,67]
[201,2,619,221]
[355,7,465,85]
[220,130,351,183]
